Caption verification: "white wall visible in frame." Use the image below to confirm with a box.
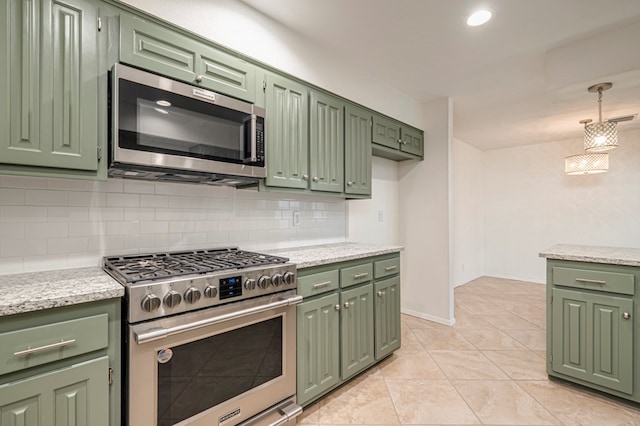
[482,128,640,283]
[452,138,484,287]
[0,176,346,274]
[347,157,399,245]
[398,98,454,325]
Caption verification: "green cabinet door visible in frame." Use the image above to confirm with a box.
[310,90,344,193]
[374,276,401,359]
[340,284,374,380]
[1,0,100,171]
[552,288,633,394]
[0,356,109,426]
[264,72,309,189]
[371,114,400,149]
[344,104,372,196]
[196,44,256,103]
[296,293,340,406]
[400,125,423,157]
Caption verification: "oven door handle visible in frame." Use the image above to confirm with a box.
[134,294,303,344]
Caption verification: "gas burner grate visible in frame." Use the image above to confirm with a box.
[103,248,288,284]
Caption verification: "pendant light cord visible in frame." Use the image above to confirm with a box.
[598,87,603,123]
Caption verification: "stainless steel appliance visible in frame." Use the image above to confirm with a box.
[109,64,266,187]
[104,248,302,426]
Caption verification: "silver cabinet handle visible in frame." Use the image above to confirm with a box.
[623,312,631,320]
[576,278,606,285]
[384,265,398,272]
[397,138,402,144]
[353,272,369,279]
[377,291,383,297]
[343,302,350,309]
[249,114,257,162]
[347,181,353,186]
[313,177,319,182]
[334,304,340,311]
[303,175,309,180]
[14,339,77,357]
[195,75,203,83]
[312,281,332,289]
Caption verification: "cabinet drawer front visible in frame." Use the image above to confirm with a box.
[298,270,340,298]
[0,314,108,376]
[374,257,400,279]
[340,263,373,288]
[552,267,634,295]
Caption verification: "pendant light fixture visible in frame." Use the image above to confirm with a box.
[582,82,618,152]
[564,153,609,175]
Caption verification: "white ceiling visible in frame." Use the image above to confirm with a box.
[241,0,640,150]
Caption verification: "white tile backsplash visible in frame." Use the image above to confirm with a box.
[0,177,347,274]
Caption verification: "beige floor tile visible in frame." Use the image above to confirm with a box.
[482,311,539,330]
[386,379,480,424]
[318,376,400,425]
[451,380,560,425]
[402,314,449,330]
[503,328,546,351]
[452,311,496,330]
[517,380,640,425]
[398,326,425,351]
[299,402,320,424]
[412,328,476,351]
[457,328,527,350]
[482,350,547,380]
[429,350,509,380]
[378,350,446,380]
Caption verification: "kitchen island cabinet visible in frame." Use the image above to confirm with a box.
[540,244,640,403]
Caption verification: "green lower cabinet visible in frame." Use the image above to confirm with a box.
[340,284,374,380]
[374,276,401,359]
[0,356,109,426]
[551,287,633,394]
[296,293,340,407]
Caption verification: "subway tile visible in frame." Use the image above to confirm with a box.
[140,221,168,234]
[67,253,102,268]
[69,222,107,237]
[0,223,25,239]
[93,179,124,193]
[68,191,107,207]
[155,208,183,221]
[0,206,47,222]
[46,178,94,191]
[123,180,156,194]
[182,232,207,246]
[0,188,26,205]
[25,189,68,206]
[107,193,140,207]
[182,209,208,221]
[124,208,155,221]
[87,235,124,252]
[88,207,124,221]
[140,194,169,208]
[23,254,68,272]
[106,221,139,235]
[1,239,48,257]
[0,256,24,274]
[25,223,69,239]
[47,237,89,255]
[47,207,90,222]
[1,175,47,189]
[123,235,156,250]
[169,221,195,233]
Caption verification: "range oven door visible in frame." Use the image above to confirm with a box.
[127,291,302,426]
[110,63,266,179]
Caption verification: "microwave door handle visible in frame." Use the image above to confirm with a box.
[250,114,257,162]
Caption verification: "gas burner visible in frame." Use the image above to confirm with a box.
[103,247,288,285]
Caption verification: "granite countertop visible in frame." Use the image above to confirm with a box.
[265,242,403,268]
[0,267,124,317]
[539,244,640,267]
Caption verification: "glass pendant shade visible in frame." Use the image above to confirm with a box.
[584,121,618,152]
[565,153,609,175]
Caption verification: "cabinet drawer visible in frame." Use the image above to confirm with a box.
[0,314,108,376]
[374,257,400,279]
[340,263,373,288]
[552,267,634,295]
[298,270,340,298]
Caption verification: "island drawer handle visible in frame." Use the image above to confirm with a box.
[14,339,77,357]
[384,265,398,272]
[353,272,369,279]
[312,281,333,289]
[575,278,606,285]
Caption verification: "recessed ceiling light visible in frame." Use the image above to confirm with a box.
[466,9,493,27]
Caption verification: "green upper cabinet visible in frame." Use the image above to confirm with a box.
[371,113,423,161]
[263,71,309,189]
[119,13,256,103]
[1,0,101,172]
[309,90,344,193]
[344,104,372,196]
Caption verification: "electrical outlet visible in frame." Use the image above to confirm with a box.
[293,211,301,227]
[377,210,384,222]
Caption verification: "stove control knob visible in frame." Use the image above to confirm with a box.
[184,287,201,304]
[164,290,182,308]
[271,273,283,287]
[141,294,161,313]
[283,272,295,285]
[257,275,270,289]
[204,285,218,298]
[244,279,256,290]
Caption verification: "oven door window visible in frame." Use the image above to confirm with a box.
[157,317,283,426]
[117,79,255,165]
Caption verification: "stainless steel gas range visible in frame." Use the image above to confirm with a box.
[103,247,303,426]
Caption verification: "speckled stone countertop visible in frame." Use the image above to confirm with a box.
[265,242,403,269]
[0,267,124,317]
[539,244,640,267]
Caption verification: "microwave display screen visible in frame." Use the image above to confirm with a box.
[117,79,261,166]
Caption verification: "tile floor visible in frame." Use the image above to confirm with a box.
[297,276,640,425]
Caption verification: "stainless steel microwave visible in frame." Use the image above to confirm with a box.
[109,64,266,186]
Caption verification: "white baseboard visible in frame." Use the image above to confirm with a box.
[401,308,455,326]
